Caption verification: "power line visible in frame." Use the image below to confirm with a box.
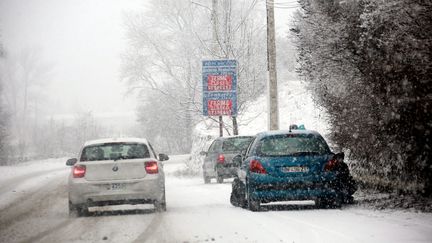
[265,0,299,9]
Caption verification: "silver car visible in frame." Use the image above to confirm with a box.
[66,138,169,216]
[202,136,254,184]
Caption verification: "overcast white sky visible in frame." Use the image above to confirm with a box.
[0,0,144,118]
[0,0,296,118]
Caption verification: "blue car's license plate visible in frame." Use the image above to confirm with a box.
[281,166,309,173]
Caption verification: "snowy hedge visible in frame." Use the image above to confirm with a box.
[295,0,432,195]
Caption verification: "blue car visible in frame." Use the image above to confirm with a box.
[230,128,356,211]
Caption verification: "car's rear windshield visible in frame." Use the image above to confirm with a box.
[257,134,330,156]
[80,143,150,161]
[222,137,254,152]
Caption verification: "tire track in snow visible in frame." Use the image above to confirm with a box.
[0,167,66,195]
[19,219,72,243]
[233,209,311,242]
[132,212,165,243]
[267,210,358,242]
[0,174,70,243]
[0,171,67,232]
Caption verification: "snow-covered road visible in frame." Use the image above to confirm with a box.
[1,156,431,243]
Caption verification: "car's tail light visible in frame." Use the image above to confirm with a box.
[324,158,338,171]
[145,161,159,174]
[73,165,86,178]
[250,160,266,174]
[217,154,225,164]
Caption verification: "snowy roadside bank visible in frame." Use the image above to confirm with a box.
[352,188,432,213]
[163,154,198,177]
[0,158,69,210]
[0,158,68,184]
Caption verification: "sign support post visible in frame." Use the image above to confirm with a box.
[219,116,223,137]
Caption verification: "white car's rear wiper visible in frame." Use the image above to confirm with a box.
[113,156,127,161]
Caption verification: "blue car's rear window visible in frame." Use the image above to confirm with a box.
[257,134,330,156]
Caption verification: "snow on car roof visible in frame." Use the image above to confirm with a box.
[257,129,322,137]
[83,137,149,146]
[219,135,255,139]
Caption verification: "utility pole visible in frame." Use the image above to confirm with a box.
[211,0,223,137]
[266,0,279,130]
[223,0,238,136]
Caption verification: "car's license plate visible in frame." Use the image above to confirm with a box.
[282,166,309,173]
[108,183,125,190]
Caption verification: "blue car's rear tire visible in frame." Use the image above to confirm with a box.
[248,197,261,211]
[246,183,261,211]
[315,196,342,209]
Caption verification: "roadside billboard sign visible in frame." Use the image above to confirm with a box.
[202,60,237,116]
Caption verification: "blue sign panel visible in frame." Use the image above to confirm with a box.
[202,59,237,116]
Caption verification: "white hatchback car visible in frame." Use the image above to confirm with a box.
[66,138,169,216]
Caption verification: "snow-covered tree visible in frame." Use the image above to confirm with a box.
[133,88,192,154]
[122,0,267,153]
[0,48,53,160]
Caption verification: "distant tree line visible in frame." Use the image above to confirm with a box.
[294,0,432,195]
[0,41,107,164]
[0,39,8,164]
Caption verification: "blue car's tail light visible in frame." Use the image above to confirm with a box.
[250,160,267,174]
[324,158,338,171]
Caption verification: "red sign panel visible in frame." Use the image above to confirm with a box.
[207,99,233,116]
[207,75,233,91]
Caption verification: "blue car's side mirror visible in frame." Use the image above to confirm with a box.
[334,152,345,161]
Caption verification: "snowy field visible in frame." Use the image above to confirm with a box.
[0,155,431,243]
